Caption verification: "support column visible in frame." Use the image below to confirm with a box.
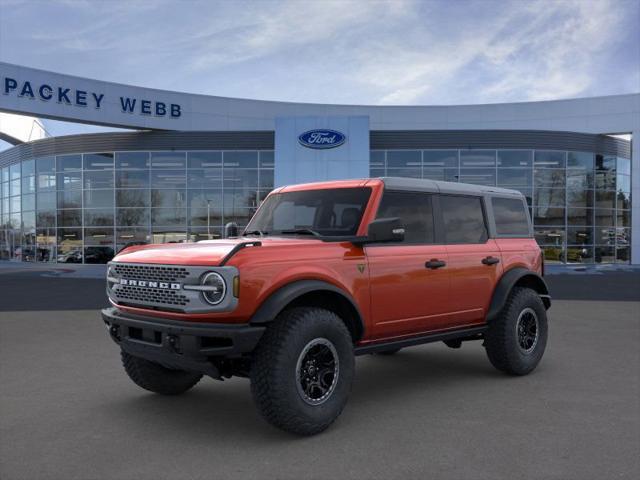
[631,129,639,265]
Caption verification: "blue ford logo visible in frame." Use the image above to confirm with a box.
[298,129,346,149]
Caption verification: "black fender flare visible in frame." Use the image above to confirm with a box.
[249,280,365,340]
[486,268,551,323]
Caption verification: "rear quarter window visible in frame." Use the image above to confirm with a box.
[492,197,530,236]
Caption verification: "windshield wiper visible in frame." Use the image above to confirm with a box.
[278,228,322,237]
[243,229,268,237]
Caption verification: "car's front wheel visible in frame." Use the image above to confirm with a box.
[250,307,355,435]
[484,287,548,375]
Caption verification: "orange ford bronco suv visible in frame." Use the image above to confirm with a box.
[103,177,551,435]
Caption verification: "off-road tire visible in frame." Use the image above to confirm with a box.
[121,350,202,395]
[484,287,548,375]
[376,348,401,355]
[250,307,355,435]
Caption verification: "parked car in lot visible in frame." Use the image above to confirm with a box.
[102,177,551,435]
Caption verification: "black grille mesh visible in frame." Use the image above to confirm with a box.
[116,285,189,306]
[113,264,189,283]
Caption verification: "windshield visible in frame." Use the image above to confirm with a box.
[245,187,371,237]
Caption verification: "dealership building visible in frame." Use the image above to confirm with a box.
[0,62,638,265]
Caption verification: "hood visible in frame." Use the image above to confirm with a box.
[112,236,323,266]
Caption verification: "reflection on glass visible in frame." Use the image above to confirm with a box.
[567,227,593,245]
[57,155,82,171]
[150,152,186,169]
[498,169,531,187]
[567,151,594,169]
[458,168,496,186]
[595,246,615,264]
[116,152,149,169]
[534,151,566,168]
[423,150,458,168]
[498,150,532,167]
[83,153,114,170]
[535,227,565,245]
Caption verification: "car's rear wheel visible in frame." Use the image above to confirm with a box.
[484,287,548,375]
[250,307,355,435]
[121,351,202,395]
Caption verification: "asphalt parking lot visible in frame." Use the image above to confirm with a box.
[0,267,639,480]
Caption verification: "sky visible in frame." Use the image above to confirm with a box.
[0,0,639,143]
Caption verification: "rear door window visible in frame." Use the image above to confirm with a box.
[376,191,435,244]
[440,195,488,244]
[492,197,530,236]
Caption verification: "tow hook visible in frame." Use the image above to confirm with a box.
[167,334,180,353]
[108,324,121,342]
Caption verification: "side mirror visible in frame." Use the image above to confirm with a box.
[364,217,405,243]
[224,222,239,238]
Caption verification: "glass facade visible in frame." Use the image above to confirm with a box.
[371,149,632,264]
[0,150,274,263]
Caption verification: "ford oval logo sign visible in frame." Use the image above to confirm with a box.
[298,129,346,149]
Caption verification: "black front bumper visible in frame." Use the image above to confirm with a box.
[102,307,265,378]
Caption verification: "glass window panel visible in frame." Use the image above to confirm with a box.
[22,211,36,231]
[151,229,188,244]
[10,196,20,213]
[616,157,630,176]
[595,190,616,209]
[57,190,82,209]
[116,189,150,208]
[37,191,56,210]
[9,163,20,181]
[223,151,258,168]
[595,227,616,245]
[534,169,565,187]
[497,169,531,187]
[567,208,593,226]
[566,246,593,264]
[460,150,495,167]
[83,153,114,170]
[115,152,149,169]
[57,171,82,190]
[84,227,114,245]
[225,208,255,226]
[567,227,593,245]
[56,229,83,263]
[223,189,260,210]
[1,167,8,183]
[21,175,36,194]
[386,150,421,168]
[187,151,222,169]
[9,212,21,228]
[57,154,82,171]
[189,207,222,227]
[22,193,35,211]
[223,168,259,187]
[370,168,385,177]
[116,170,149,188]
[36,211,55,228]
[386,168,421,179]
[84,246,115,264]
[594,170,615,190]
[440,195,488,244]
[512,188,533,206]
[36,229,56,245]
[566,188,593,208]
[187,169,222,188]
[84,209,114,226]
[149,152,186,169]
[36,245,55,263]
[566,169,593,189]
[151,189,186,208]
[616,246,630,264]
[151,208,187,226]
[423,150,458,168]
[534,151,566,168]
[616,191,631,210]
[259,169,274,189]
[150,170,186,188]
[596,155,616,172]
[116,227,150,246]
[567,151,594,169]
[534,206,565,226]
[188,227,223,242]
[36,157,55,174]
[491,197,530,236]
[84,190,114,209]
[259,151,274,168]
[117,208,150,226]
[84,170,114,189]
[595,246,615,264]
[21,159,35,176]
[57,209,82,227]
[534,188,565,208]
[458,168,496,186]
[37,173,56,191]
[422,168,459,182]
[370,151,385,167]
[594,209,614,226]
[541,246,564,264]
[616,210,630,228]
[534,227,565,246]
[21,246,36,262]
[616,174,630,194]
[10,178,20,196]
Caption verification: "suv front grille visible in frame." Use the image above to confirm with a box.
[113,264,189,283]
[116,285,190,307]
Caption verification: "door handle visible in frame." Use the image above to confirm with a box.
[425,259,446,269]
[482,256,500,265]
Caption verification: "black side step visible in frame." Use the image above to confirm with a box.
[354,325,487,356]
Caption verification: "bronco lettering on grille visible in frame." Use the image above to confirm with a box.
[119,279,181,290]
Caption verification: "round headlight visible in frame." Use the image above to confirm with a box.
[201,272,226,305]
[106,265,117,291]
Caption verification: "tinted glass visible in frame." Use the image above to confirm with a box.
[246,188,371,237]
[375,191,434,244]
[441,195,487,244]
[492,197,529,236]
[116,152,149,169]
[83,153,114,170]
